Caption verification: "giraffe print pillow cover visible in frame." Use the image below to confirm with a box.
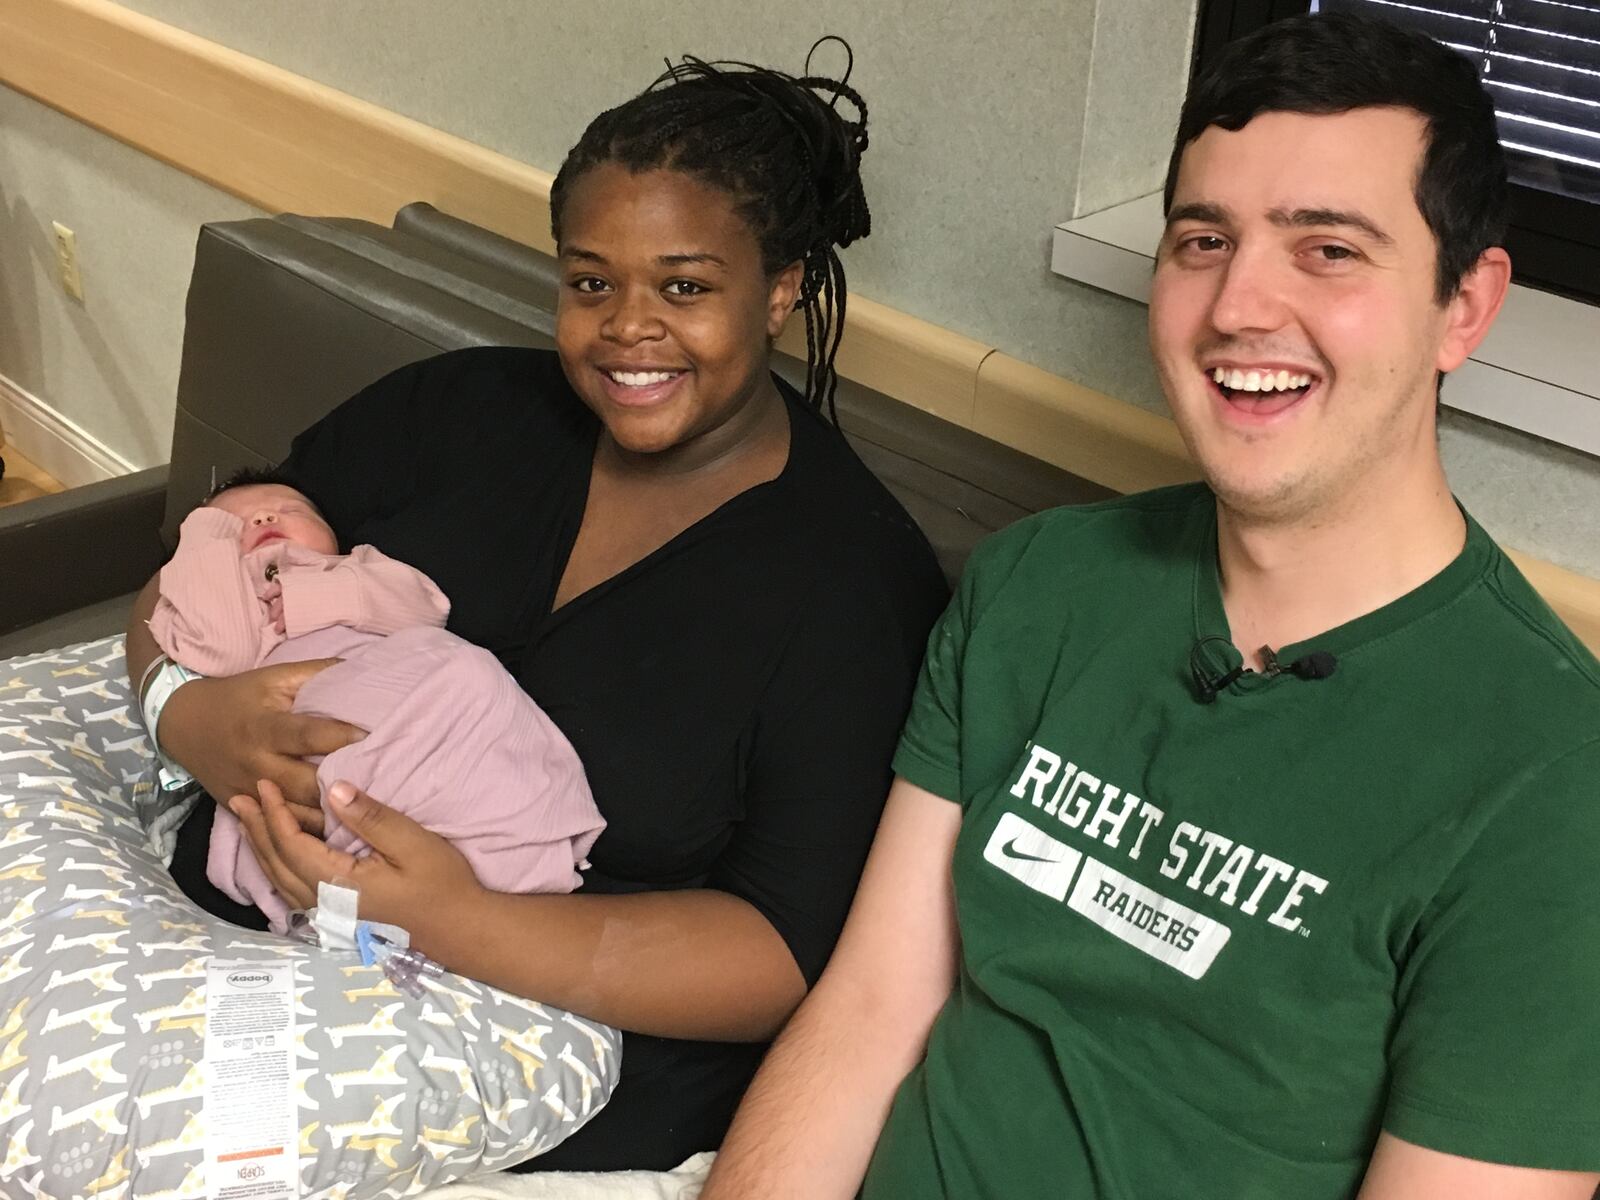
[0,636,620,1199]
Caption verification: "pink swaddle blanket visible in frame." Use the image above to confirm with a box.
[148,510,602,932]
[208,624,604,931]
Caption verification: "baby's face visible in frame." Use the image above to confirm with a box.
[210,484,338,556]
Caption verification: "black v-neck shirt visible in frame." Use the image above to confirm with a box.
[255,346,948,1168]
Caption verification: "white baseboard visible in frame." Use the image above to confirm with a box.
[0,372,138,488]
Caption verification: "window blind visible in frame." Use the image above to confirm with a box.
[1312,0,1600,204]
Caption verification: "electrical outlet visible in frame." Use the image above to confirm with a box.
[51,221,85,302]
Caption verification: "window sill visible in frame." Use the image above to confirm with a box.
[1051,193,1600,458]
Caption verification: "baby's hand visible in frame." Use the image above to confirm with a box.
[263,580,286,634]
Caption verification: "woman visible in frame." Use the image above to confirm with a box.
[125,49,948,1172]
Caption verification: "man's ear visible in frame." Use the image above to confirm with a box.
[766,261,805,339]
[1437,247,1512,374]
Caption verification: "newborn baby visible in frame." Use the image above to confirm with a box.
[148,470,604,932]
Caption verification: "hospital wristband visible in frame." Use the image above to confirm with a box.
[138,654,203,793]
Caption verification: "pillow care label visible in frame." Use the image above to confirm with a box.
[203,960,300,1199]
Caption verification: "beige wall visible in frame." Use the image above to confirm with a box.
[103,0,1191,406]
[3,0,1600,579]
[0,86,259,470]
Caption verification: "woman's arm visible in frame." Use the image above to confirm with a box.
[126,574,362,813]
[237,780,806,1040]
[126,575,165,694]
[451,884,806,1041]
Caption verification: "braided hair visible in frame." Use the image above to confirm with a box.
[550,38,871,422]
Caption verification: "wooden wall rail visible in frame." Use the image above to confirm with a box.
[0,0,558,252]
[4,0,1598,653]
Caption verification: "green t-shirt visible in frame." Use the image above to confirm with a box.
[868,483,1600,1199]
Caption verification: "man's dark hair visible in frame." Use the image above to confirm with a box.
[550,40,872,420]
[1164,12,1508,302]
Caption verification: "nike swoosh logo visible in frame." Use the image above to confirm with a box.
[984,813,1083,902]
[999,838,1064,865]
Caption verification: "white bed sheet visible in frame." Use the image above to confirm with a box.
[425,1153,712,1199]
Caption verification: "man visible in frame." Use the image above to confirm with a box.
[702,12,1600,1199]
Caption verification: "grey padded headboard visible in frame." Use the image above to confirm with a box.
[166,204,1112,583]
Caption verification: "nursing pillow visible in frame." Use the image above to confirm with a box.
[0,636,620,1199]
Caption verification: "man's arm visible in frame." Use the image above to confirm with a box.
[1360,1134,1599,1199]
[700,777,962,1200]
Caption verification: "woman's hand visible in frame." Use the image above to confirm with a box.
[230,780,486,944]
[236,781,803,1039]
[158,660,363,832]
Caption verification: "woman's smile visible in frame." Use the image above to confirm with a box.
[594,364,691,408]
